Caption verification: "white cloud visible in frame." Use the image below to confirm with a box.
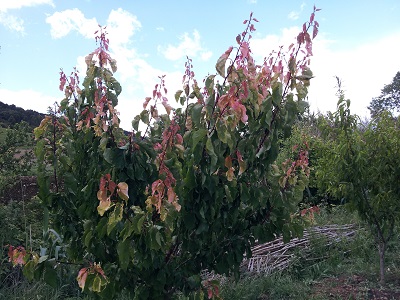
[0,0,54,34]
[201,51,213,61]
[251,28,400,118]
[0,89,58,114]
[0,0,54,12]
[158,30,211,61]
[251,26,299,58]
[156,27,164,31]
[0,13,25,34]
[288,2,306,21]
[308,32,400,117]
[106,8,141,46]
[46,8,98,39]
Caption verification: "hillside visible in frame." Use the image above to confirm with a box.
[0,101,45,128]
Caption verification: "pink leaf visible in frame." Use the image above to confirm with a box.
[143,97,152,109]
[312,26,319,39]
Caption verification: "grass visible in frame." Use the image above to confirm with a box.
[218,205,400,299]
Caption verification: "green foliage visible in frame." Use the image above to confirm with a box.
[16,9,322,298]
[0,101,44,128]
[0,121,36,195]
[368,71,400,118]
[315,80,400,285]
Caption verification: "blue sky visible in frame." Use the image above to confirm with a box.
[1,0,400,129]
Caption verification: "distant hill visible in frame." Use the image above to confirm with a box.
[0,101,45,128]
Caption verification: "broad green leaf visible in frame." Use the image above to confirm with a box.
[191,129,207,148]
[132,214,145,234]
[117,239,131,271]
[140,110,150,125]
[44,263,58,288]
[272,83,282,106]
[191,103,204,128]
[175,90,183,102]
[206,137,218,174]
[107,203,123,235]
[205,75,216,94]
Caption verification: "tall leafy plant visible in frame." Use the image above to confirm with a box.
[316,79,400,285]
[10,9,321,298]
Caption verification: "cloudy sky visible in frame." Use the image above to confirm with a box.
[1,0,400,129]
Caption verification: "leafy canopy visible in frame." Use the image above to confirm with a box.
[12,8,321,299]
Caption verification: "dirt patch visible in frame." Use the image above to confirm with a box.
[0,176,38,204]
[311,274,400,299]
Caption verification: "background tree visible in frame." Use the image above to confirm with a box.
[315,81,400,285]
[13,8,321,299]
[368,71,400,118]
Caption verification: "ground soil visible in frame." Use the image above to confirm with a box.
[310,273,400,300]
[0,176,38,204]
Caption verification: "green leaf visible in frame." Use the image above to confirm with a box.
[140,110,150,125]
[191,103,204,128]
[107,203,123,235]
[23,261,36,281]
[132,115,140,131]
[206,137,218,174]
[205,75,216,94]
[44,263,58,288]
[272,83,282,106]
[175,90,183,102]
[216,47,233,78]
[92,275,102,293]
[132,214,145,234]
[117,239,131,271]
[191,129,207,148]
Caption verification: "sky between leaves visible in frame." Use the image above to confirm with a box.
[1,0,400,129]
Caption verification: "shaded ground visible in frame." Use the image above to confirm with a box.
[0,176,38,204]
[310,274,400,300]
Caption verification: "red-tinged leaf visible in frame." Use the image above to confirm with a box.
[302,23,306,32]
[167,187,176,204]
[243,20,248,24]
[117,182,129,201]
[237,150,246,175]
[162,101,173,115]
[236,34,241,44]
[312,26,318,39]
[7,245,14,262]
[143,97,152,109]
[216,46,233,78]
[314,21,319,27]
[316,8,321,12]
[175,133,183,144]
[208,288,213,299]
[77,268,89,290]
[225,156,232,169]
[226,167,235,181]
[97,198,112,216]
[310,13,314,22]
[297,32,304,44]
[108,180,117,193]
[93,263,107,279]
[97,189,107,202]
[253,17,259,22]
